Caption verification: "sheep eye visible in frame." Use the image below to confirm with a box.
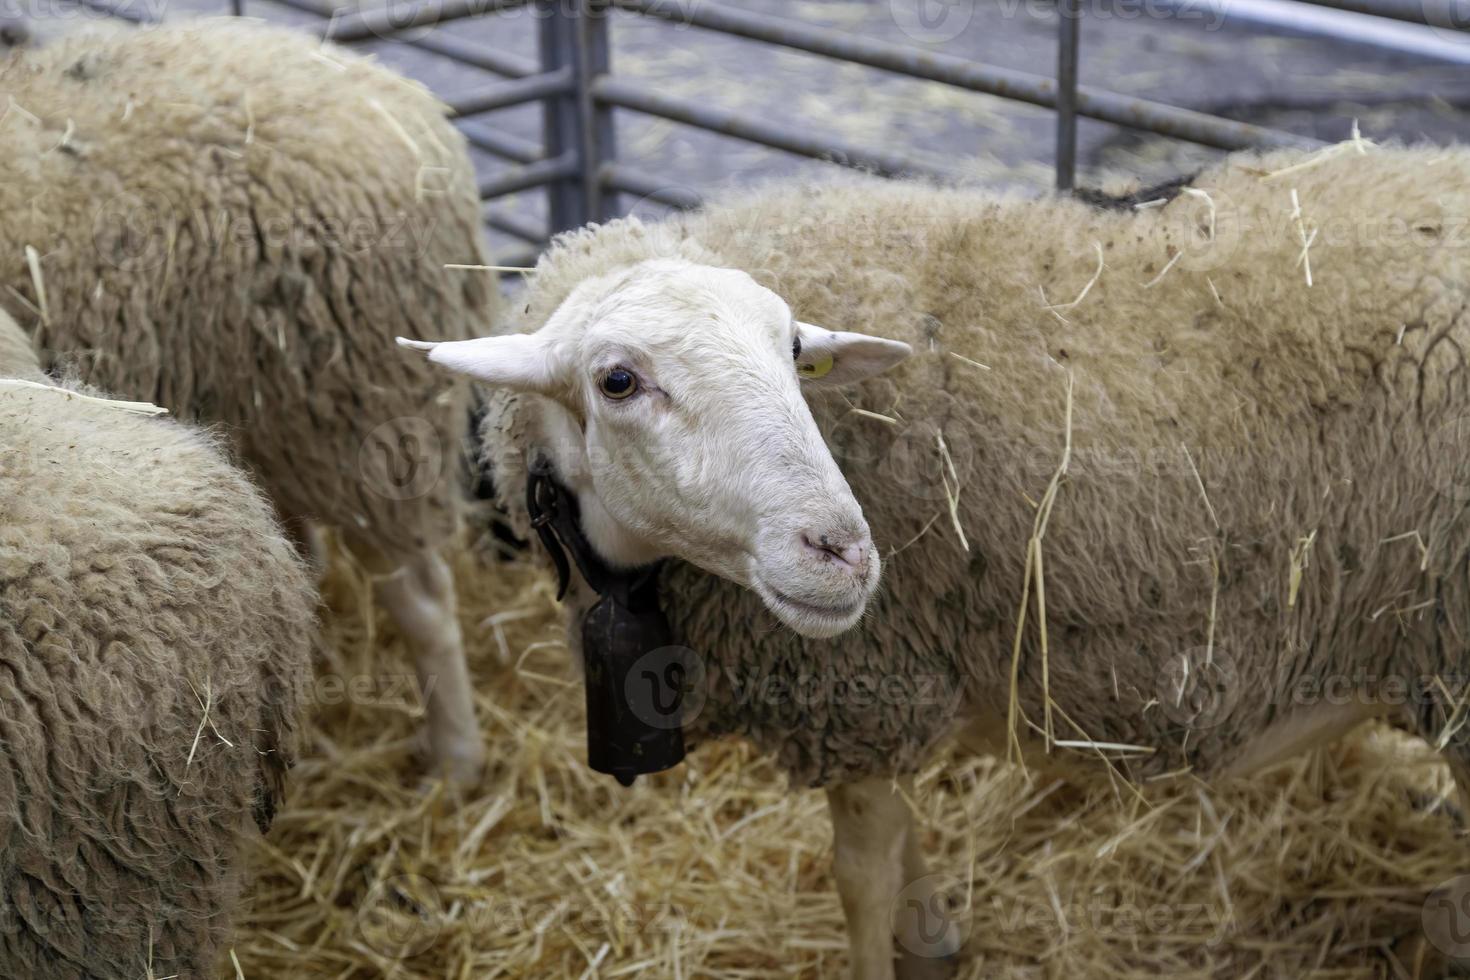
[599,369,638,400]
[792,335,802,360]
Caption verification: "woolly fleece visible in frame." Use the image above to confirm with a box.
[0,305,316,978]
[0,19,496,559]
[486,145,1470,787]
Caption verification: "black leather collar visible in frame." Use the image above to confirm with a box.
[526,463,661,609]
[526,460,686,786]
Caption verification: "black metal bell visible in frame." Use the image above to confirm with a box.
[580,586,686,786]
[527,466,687,787]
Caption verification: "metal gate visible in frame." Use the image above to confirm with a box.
[78,0,1468,257]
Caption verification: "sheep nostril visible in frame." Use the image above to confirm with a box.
[800,532,870,575]
[836,543,868,569]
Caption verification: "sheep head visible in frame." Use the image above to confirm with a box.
[401,258,910,638]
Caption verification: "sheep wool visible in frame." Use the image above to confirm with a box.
[0,18,495,561]
[487,144,1470,788]
[0,307,316,979]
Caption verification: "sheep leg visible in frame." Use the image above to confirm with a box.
[826,777,912,980]
[374,549,485,787]
[280,514,329,583]
[1219,699,1388,779]
[1406,745,1470,974]
[1449,756,1470,822]
[894,781,961,979]
[1431,730,1470,826]
[1380,696,1470,975]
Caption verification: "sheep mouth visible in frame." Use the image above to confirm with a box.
[758,583,865,638]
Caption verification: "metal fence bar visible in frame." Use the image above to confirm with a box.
[86,0,1356,251]
[582,1,619,221]
[1195,0,1470,64]
[539,2,591,231]
[324,0,529,44]
[459,121,544,165]
[595,77,962,180]
[1055,0,1080,191]
[477,152,579,197]
[1301,0,1470,26]
[410,31,538,77]
[613,0,1319,152]
[600,163,703,209]
[485,206,550,242]
[448,68,575,116]
[77,0,151,23]
[272,0,542,76]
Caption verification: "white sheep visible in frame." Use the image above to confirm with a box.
[0,307,315,978]
[408,143,1470,979]
[1,19,499,782]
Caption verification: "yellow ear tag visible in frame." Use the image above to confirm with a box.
[798,354,834,379]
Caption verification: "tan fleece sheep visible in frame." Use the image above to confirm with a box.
[478,144,1470,978]
[0,19,499,782]
[0,308,315,979]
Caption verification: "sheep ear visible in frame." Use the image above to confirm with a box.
[396,334,563,394]
[795,322,911,387]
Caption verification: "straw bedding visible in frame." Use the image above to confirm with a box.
[228,538,1465,979]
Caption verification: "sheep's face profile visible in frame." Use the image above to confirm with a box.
[402,258,911,637]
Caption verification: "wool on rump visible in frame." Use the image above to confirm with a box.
[0,306,316,979]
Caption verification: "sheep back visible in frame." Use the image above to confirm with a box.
[0,19,496,558]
